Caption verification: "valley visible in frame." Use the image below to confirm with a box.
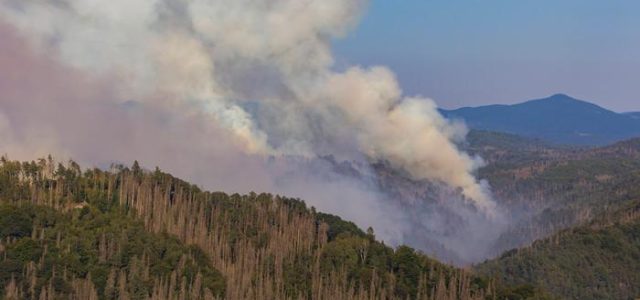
[2,132,639,299]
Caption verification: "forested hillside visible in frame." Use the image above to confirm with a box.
[0,157,548,299]
[466,133,640,253]
[464,133,640,299]
[476,201,640,300]
[0,204,225,299]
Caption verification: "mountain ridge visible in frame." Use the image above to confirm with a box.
[476,200,640,300]
[440,94,640,146]
[0,157,549,299]
[625,111,640,119]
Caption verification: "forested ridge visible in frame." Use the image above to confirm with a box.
[476,200,640,300]
[467,133,640,253]
[0,157,549,299]
[464,133,640,299]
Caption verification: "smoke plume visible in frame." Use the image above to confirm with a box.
[0,0,502,262]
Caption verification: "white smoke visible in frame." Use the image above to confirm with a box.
[0,0,501,261]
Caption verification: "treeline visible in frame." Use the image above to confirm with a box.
[0,157,549,299]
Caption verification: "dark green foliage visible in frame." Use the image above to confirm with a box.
[393,246,422,298]
[316,212,365,241]
[477,202,640,300]
[0,205,33,239]
[494,284,553,300]
[0,203,225,299]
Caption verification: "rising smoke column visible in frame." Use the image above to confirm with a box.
[0,0,496,214]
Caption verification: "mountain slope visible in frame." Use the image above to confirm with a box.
[0,157,550,299]
[476,201,640,300]
[440,94,640,146]
[471,134,640,254]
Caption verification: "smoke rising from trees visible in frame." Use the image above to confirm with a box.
[0,0,503,262]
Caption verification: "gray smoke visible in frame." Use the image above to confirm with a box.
[0,0,504,263]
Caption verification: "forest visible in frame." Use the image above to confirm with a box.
[465,133,640,299]
[466,132,640,254]
[0,157,549,299]
[477,200,640,299]
[1,0,638,299]
[2,136,640,299]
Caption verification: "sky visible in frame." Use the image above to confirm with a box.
[334,0,640,112]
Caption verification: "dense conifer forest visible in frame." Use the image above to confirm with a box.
[0,157,549,299]
[2,137,639,299]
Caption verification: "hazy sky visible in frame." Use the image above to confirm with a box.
[334,0,640,112]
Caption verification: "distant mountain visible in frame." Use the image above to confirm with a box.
[625,111,640,120]
[440,94,640,146]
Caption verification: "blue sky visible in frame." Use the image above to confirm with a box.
[334,0,640,112]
